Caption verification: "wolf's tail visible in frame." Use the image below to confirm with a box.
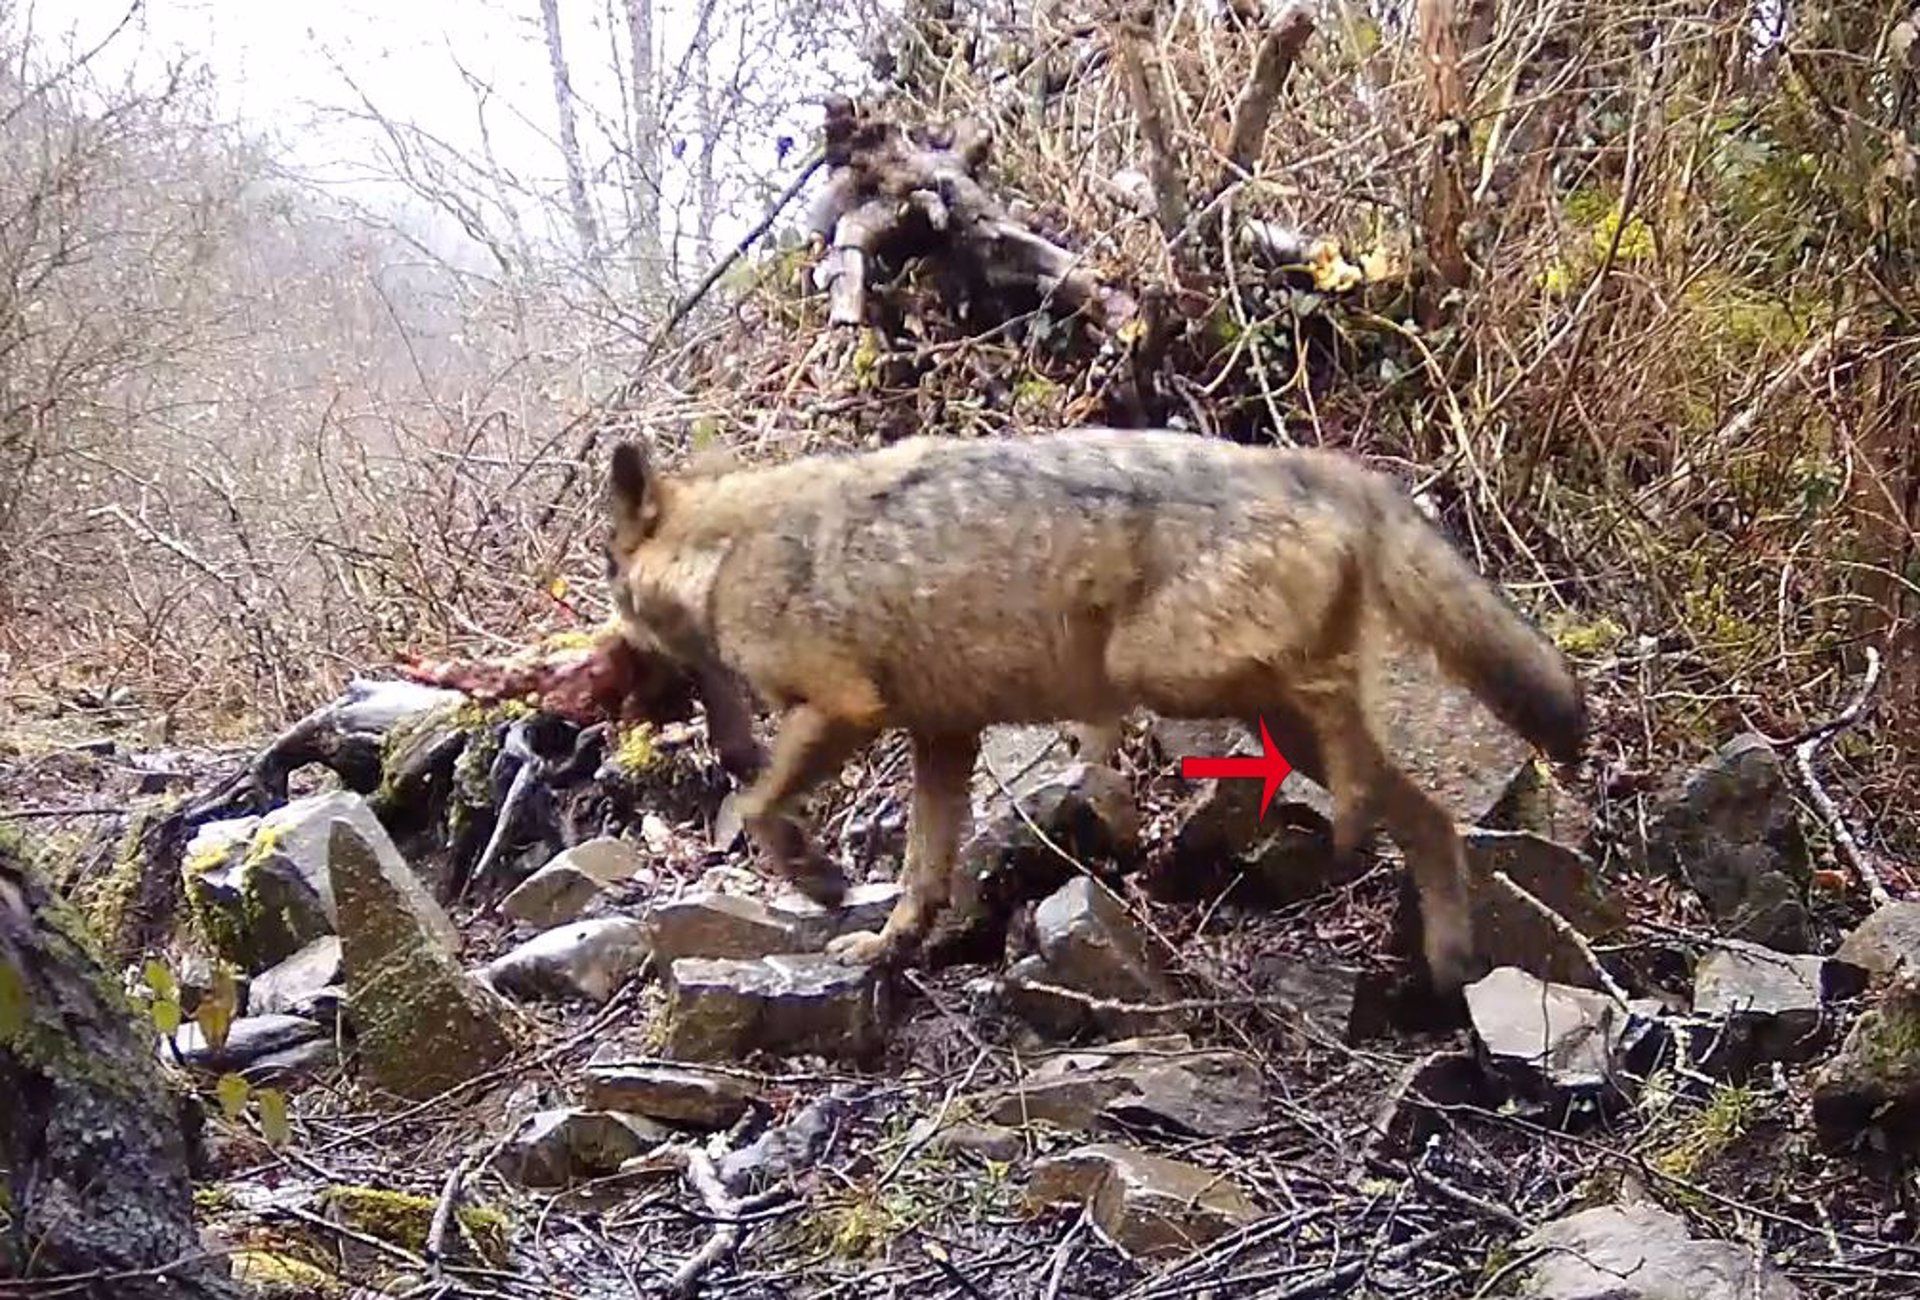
[1363,477,1587,763]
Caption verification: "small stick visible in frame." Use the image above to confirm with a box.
[1790,646,1890,908]
[424,1152,476,1275]
[1489,868,1631,1009]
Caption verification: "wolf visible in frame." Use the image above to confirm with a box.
[602,428,1586,996]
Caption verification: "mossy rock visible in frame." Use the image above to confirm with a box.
[317,1185,509,1264]
[230,1250,343,1298]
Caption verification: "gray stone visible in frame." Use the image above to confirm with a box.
[1519,1203,1804,1300]
[1466,966,1629,1104]
[1370,633,1540,828]
[1692,942,1831,1067]
[241,1038,340,1085]
[931,762,1139,965]
[983,1038,1263,1137]
[665,954,888,1062]
[1465,831,1621,988]
[1360,1050,1485,1164]
[185,791,459,974]
[1813,970,1920,1150]
[501,838,646,929]
[247,937,342,1018]
[495,1109,669,1188]
[174,1013,324,1073]
[908,1117,1024,1162]
[1249,955,1363,1042]
[1028,1144,1259,1259]
[1644,734,1810,951]
[479,917,652,1005]
[1835,901,1920,977]
[1002,954,1102,1040]
[1033,877,1174,1007]
[581,1060,757,1128]
[1159,758,1343,906]
[647,885,902,970]
[330,820,516,1100]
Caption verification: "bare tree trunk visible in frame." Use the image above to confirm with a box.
[1,839,240,1298]
[537,0,603,269]
[1416,0,1471,325]
[694,30,720,263]
[625,0,663,291]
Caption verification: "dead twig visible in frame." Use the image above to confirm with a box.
[1219,4,1315,183]
[1790,645,1890,907]
[1489,868,1631,1008]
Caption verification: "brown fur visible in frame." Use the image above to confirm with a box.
[605,429,1586,995]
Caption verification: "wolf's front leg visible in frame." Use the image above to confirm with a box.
[736,702,878,906]
[829,730,978,966]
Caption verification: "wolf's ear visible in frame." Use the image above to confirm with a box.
[608,441,660,541]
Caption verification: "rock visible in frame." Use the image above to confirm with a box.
[1248,955,1365,1042]
[330,820,517,1099]
[241,1038,340,1085]
[500,838,647,929]
[581,1059,757,1128]
[495,1109,668,1188]
[1643,733,1811,951]
[1465,831,1621,989]
[1028,1144,1260,1259]
[1033,877,1175,1007]
[1835,901,1920,977]
[1157,758,1343,906]
[174,1013,324,1073]
[907,1117,1024,1162]
[1813,970,1920,1150]
[184,791,459,973]
[1002,954,1102,1040]
[1519,1203,1805,1300]
[972,724,1080,808]
[715,1096,847,1189]
[1360,1050,1485,1164]
[1465,966,1629,1108]
[665,954,889,1062]
[1482,756,1592,846]
[647,884,901,969]
[982,1038,1264,1137]
[1692,942,1836,1069]
[931,762,1139,964]
[333,678,467,733]
[479,917,652,1005]
[247,937,342,1018]
[1370,633,1539,827]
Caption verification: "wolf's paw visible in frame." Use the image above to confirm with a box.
[825,929,890,966]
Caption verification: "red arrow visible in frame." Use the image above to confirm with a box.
[1180,717,1294,819]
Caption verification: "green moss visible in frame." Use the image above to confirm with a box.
[318,1185,509,1263]
[229,1250,343,1298]
[1546,614,1627,657]
[610,723,658,776]
[1651,1083,1759,1185]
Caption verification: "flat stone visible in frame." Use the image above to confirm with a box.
[1519,1203,1805,1299]
[1157,754,1343,906]
[1028,1144,1259,1259]
[501,838,646,929]
[580,1061,757,1128]
[1692,942,1832,1068]
[1643,734,1811,951]
[241,1038,340,1085]
[479,917,652,1005]
[495,1108,669,1188]
[330,820,517,1100]
[647,884,901,970]
[907,1118,1024,1162]
[983,1041,1263,1137]
[247,937,342,1018]
[1835,901,1920,976]
[1466,966,1628,1106]
[174,1014,324,1073]
[1359,1050,1485,1164]
[1033,877,1175,1008]
[665,954,888,1062]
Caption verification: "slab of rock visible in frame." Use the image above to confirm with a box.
[1033,877,1175,1007]
[241,1038,340,1085]
[479,917,652,1005]
[931,761,1139,965]
[983,1039,1263,1137]
[1835,901,1920,977]
[495,1108,668,1188]
[647,884,900,969]
[665,954,888,1062]
[1249,954,1366,1042]
[1465,831,1621,989]
[1814,970,1920,1151]
[247,937,343,1018]
[581,1060,757,1128]
[1369,633,1540,827]
[1643,734,1811,951]
[1466,966,1629,1107]
[907,1117,1024,1162]
[185,792,459,973]
[1360,1050,1485,1164]
[1692,942,1835,1068]
[1158,757,1343,906]
[1029,1143,1259,1259]
[174,1013,325,1073]
[1519,1203,1804,1300]
[330,820,517,1099]
[501,838,647,929]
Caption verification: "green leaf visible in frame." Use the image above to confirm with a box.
[215,1072,250,1119]
[151,998,182,1034]
[256,1088,290,1146]
[142,960,177,1002]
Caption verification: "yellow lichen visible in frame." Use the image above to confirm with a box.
[318,1185,509,1263]
[230,1250,343,1298]
[611,723,658,776]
